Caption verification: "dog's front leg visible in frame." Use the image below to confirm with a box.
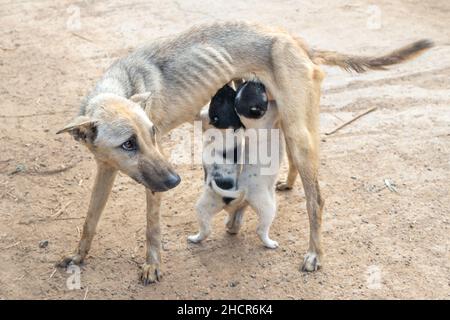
[140,189,162,285]
[58,161,117,267]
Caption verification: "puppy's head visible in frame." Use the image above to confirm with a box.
[208,84,242,130]
[235,80,268,119]
[57,93,180,192]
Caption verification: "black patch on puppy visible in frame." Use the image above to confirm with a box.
[223,197,233,205]
[222,145,239,164]
[214,176,234,190]
[209,84,243,130]
[213,176,236,204]
[235,80,268,119]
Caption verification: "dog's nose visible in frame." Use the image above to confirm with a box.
[164,173,181,189]
[250,108,265,118]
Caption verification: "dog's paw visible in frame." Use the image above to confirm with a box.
[56,253,83,268]
[225,213,242,234]
[276,180,293,191]
[263,239,279,249]
[187,233,203,244]
[140,263,161,285]
[301,252,321,272]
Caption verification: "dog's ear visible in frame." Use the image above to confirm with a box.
[56,116,98,143]
[130,92,152,109]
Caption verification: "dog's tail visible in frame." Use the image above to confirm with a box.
[310,39,434,73]
[211,179,246,205]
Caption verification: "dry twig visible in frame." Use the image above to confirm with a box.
[325,107,377,136]
[71,32,95,43]
[53,201,73,218]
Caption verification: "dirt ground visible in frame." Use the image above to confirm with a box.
[0,0,449,300]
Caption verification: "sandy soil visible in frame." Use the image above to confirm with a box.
[0,0,449,300]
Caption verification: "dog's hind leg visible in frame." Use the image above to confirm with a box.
[271,36,325,271]
[282,118,324,272]
[188,190,223,243]
[141,189,162,285]
[225,205,247,234]
[57,162,117,267]
[276,141,298,191]
[282,97,324,271]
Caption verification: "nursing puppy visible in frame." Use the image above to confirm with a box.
[198,83,244,208]
[189,80,283,248]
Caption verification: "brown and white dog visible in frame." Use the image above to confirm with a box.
[56,21,433,284]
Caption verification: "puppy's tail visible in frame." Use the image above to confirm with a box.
[211,179,246,205]
[310,39,434,73]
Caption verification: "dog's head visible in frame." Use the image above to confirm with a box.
[57,93,180,192]
[235,80,268,119]
[208,84,242,130]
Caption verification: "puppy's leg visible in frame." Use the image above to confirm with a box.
[248,193,278,249]
[141,189,162,285]
[225,205,246,234]
[271,37,325,271]
[276,142,298,191]
[58,162,117,267]
[256,202,278,249]
[188,191,222,243]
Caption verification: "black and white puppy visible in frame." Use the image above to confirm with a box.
[189,80,283,249]
[194,84,245,209]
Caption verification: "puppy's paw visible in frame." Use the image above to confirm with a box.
[140,263,161,285]
[187,233,204,244]
[276,180,293,191]
[226,226,240,235]
[263,239,279,249]
[225,213,242,234]
[301,252,321,272]
[56,253,83,268]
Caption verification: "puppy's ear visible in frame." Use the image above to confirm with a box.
[130,92,152,109]
[223,83,236,92]
[235,80,247,94]
[56,116,98,143]
[230,79,245,90]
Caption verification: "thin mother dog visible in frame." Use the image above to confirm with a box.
[56,22,433,285]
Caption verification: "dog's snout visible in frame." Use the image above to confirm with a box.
[164,173,181,189]
[250,108,265,117]
[138,158,181,192]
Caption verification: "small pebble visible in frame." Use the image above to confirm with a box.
[39,240,49,248]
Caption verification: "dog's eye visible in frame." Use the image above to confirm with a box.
[121,138,137,151]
